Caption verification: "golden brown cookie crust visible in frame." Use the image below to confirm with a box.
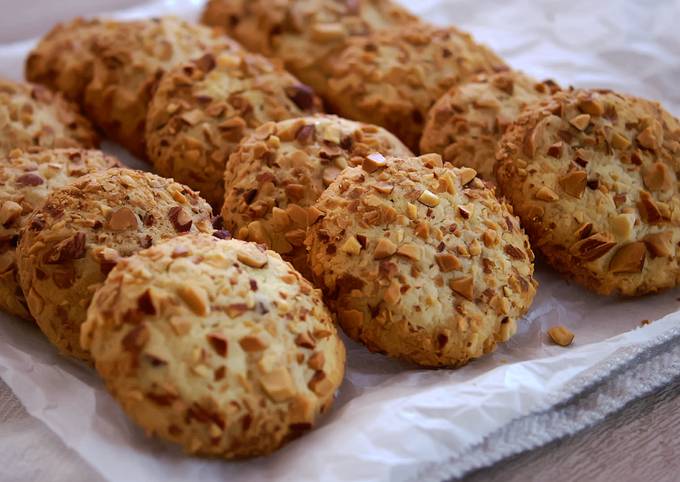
[420,71,559,181]
[0,79,98,156]
[221,115,412,276]
[0,148,119,320]
[27,17,241,158]
[82,234,345,458]
[496,89,680,296]
[200,0,418,96]
[146,51,322,208]
[321,24,508,151]
[306,153,537,367]
[17,168,213,360]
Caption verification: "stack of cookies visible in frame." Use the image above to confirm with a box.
[0,0,676,460]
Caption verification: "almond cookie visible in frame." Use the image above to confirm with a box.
[0,79,98,156]
[420,72,559,181]
[26,17,241,158]
[322,24,508,151]
[200,0,417,97]
[496,89,680,296]
[306,153,537,367]
[17,168,213,360]
[146,51,322,208]
[25,18,103,103]
[221,115,411,276]
[0,148,119,320]
[81,234,345,458]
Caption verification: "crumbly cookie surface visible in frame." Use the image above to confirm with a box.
[496,89,680,296]
[27,16,240,158]
[82,234,345,458]
[0,79,98,156]
[0,148,119,320]
[322,24,508,151]
[25,17,103,103]
[200,0,417,96]
[147,51,322,208]
[306,154,537,367]
[17,168,213,360]
[420,71,559,181]
[221,115,411,276]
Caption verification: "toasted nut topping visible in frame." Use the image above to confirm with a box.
[107,207,139,231]
[206,333,228,357]
[308,352,325,370]
[449,276,474,300]
[610,213,636,240]
[548,326,574,346]
[578,99,604,116]
[373,238,397,259]
[418,189,440,207]
[383,280,401,305]
[295,332,315,349]
[308,370,335,397]
[177,285,209,316]
[436,252,462,272]
[311,22,346,41]
[611,131,631,150]
[260,367,296,402]
[637,126,658,150]
[559,170,587,198]
[239,335,268,352]
[237,246,268,268]
[168,206,192,233]
[397,243,420,260]
[535,186,559,202]
[362,153,386,173]
[547,141,564,158]
[458,167,477,185]
[609,242,647,273]
[307,206,324,225]
[569,114,591,130]
[642,162,674,192]
[643,231,673,258]
[498,318,517,342]
[406,202,418,220]
[570,233,617,261]
[637,191,664,224]
[340,236,362,255]
[0,200,22,225]
[482,229,498,247]
[323,167,342,187]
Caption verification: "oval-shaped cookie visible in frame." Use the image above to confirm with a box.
[26,17,240,158]
[0,148,119,320]
[496,89,680,296]
[146,51,322,208]
[17,168,213,360]
[306,153,537,367]
[0,79,98,156]
[420,71,559,181]
[81,234,345,458]
[221,115,412,276]
[322,24,508,151]
[200,0,417,97]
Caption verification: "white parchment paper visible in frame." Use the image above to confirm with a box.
[1,1,680,481]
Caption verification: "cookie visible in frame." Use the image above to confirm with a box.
[496,89,680,296]
[26,17,241,158]
[306,153,537,367]
[0,148,119,320]
[25,18,103,103]
[0,79,98,156]
[321,24,508,151]
[420,71,559,181]
[200,0,417,96]
[146,51,322,208]
[221,115,412,276]
[17,168,213,360]
[81,234,345,458]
